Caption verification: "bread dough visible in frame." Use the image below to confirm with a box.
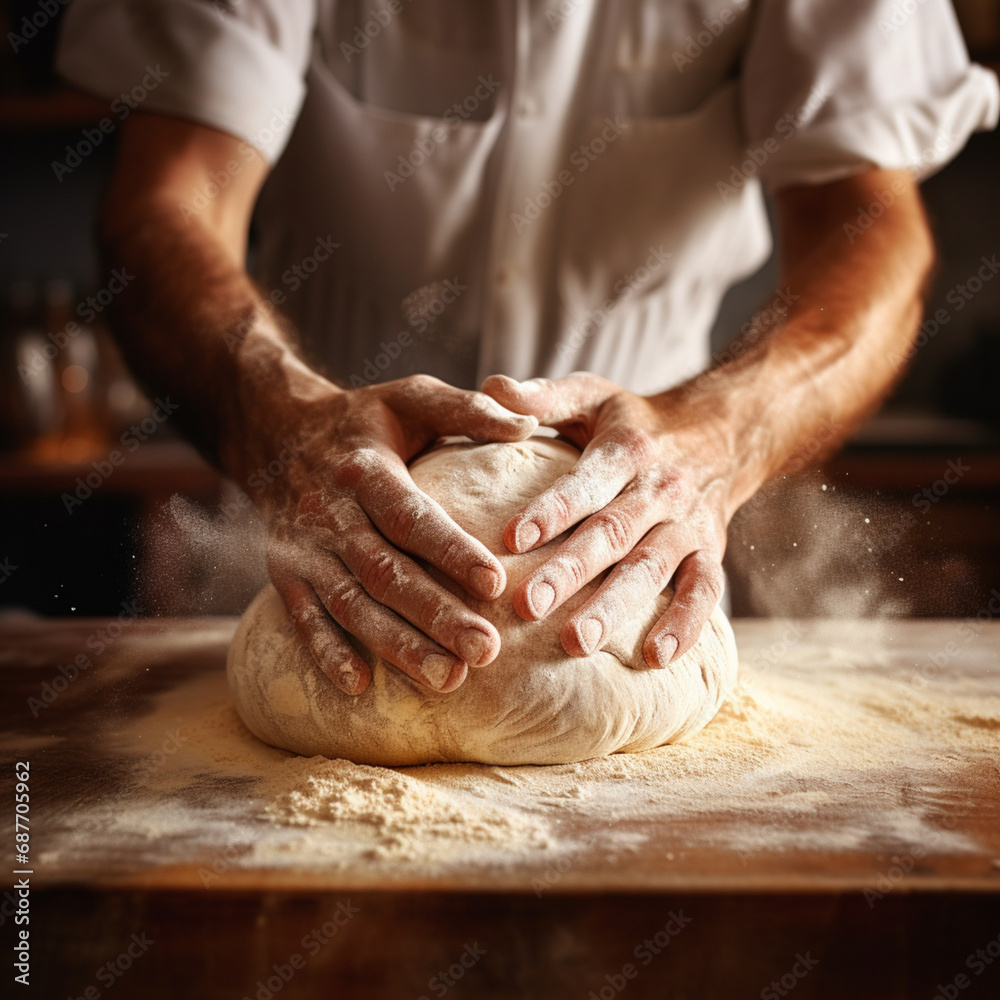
[227,437,738,765]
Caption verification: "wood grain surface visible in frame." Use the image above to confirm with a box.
[1,615,998,999]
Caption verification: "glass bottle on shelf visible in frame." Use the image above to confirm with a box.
[0,280,64,454]
[45,277,110,463]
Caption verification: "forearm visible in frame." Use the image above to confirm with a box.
[99,199,336,482]
[660,170,935,513]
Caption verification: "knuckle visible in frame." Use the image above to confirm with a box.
[382,497,424,545]
[335,446,383,487]
[611,425,655,463]
[324,502,354,538]
[588,509,635,557]
[324,577,363,622]
[648,469,686,506]
[539,477,580,530]
[432,532,471,575]
[293,489,325,519]
[551,489,576,529]
[518,376,552,398]
[419,594,453,633]
[461,392,492,419]
[631,545,672,588]
[468,389,517,426]
[355,550,399,600]
[290,602,319,633]
[406,373,440,395]
[307,628,349,670]
[567,371,597,390]
[556,551,590,589]
[694,562,725,606]
[464,385,492,405]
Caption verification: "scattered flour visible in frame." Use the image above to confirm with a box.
[32,619,1000,885]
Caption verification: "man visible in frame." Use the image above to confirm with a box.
[57,1,997,696]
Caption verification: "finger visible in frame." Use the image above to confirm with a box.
[348,449,507,600]
[336,515,500,668]
[480,372,616,424]
[274,574,371,695]
[504,433,639,554]
[389,374,538,441]
[317,555,469,692]
[559,522,689,658]
[513,489,660,621]
[642,551,725,669]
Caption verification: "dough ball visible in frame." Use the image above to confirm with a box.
[227,437,738,765]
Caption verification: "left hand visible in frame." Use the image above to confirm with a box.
[480,372,740,668]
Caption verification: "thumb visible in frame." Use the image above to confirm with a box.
[387,376,538,441]
[480,372,616,425]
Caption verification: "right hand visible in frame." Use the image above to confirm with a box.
[100,117,539,695]
[256,374,538,696]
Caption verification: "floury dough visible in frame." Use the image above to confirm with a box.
[227,438,738,765]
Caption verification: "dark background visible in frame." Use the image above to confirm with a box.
[1,0,998,621]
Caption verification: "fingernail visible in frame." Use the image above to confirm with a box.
[527,580,556,617]
[577,617,604,654]
[516,521,541,551]
[335,662,364,695]
[653,634,678,667]
[420,653,456,690]
[455,628,492,667]
[468,564,501,598]
[518,379,542,393]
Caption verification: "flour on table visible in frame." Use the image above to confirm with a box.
[31,617,999,883]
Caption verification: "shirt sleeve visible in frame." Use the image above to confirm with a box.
[55,0,316,162]
[740,0,1000,188]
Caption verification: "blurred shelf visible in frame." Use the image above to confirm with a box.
[1,419,997,502]
[0,89,109,130]
[824,450,1000,493]
[0,441,222,497]
[848,411,1000,450]
[831,412,1000,491]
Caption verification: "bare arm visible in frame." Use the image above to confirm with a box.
[697,167,935,503]
[483,168,934,665]
[101,113,537,694]
[99,113,285,467]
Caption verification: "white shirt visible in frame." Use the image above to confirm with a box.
[58,0,998,393]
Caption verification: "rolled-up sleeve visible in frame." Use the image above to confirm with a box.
[56,0,316,162]
[741,0,1000,188]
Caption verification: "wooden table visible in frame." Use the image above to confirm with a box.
[1,616,998,999]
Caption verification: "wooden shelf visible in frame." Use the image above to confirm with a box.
[0,441,222,497]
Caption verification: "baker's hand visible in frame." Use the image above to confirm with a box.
[261,374,537,695]
[481,372,734,668]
